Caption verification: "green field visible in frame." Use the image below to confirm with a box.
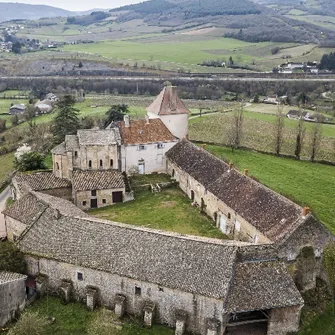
[90,187,226,239]
[189,111,335,162]
[17,296,173,335]
[204,145,335,234]
[0,152,14,187]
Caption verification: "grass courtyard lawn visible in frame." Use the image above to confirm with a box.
[205,145,335,234]
[90,187,226,239]
[23,296,173,335]
[0,152,14,186]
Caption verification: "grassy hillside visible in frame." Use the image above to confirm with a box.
[204,145,335,234]
[0,152,14,187]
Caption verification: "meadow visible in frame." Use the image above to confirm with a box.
[204,145,335,234]
[189,110,335,162]
[0,152,14,188]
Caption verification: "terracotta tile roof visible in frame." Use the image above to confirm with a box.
[119,118,177,145]
[2,193,48,226]
[226,261,303,312]
[166,140,303,243]
[14,172,71,193]
[0,272,27,285]
[146,86,190,116]
[18,209,238,299]
[72,170,125,191]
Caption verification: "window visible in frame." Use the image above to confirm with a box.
[82,201,87,206]
[91,190,97,197]
[157,143,164,149]
[135,286,141,296]
[102,199,106,204]
[56,162,59,170]
[74,151,78,158]
[158,287,164,292]
[88,160,92,169]
[110,159,114,168]
[228,213,231,220]
[138,145,145,151]
[99,159,103,168]
[77,272,83,281]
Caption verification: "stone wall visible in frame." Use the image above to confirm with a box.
[25,257,223,335]
[77,145,119,171]
[41,187,72,202]
[0,279,26,327]
[53,154,69,179]
[167,160,270,244]
[75,188,125,210]
[5,216,26,241]
[267,305,302,335]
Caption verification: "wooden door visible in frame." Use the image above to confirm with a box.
[90,198,98,208]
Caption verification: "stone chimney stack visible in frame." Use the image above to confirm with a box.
[302,207,310,216]
[124,115,130,128]
[170,86,178,111]
[243,169,249,176]
[145,115,150,125]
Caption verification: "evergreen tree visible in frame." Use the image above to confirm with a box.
[104,104,129,128]
[52,95,79,143]
[0,242,25,273]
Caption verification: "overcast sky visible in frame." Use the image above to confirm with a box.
[0,0,143,11]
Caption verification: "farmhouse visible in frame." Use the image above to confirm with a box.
[0,272,27,327]
[5,192,303,335]
[8,104,26,115]
[3,85,335,335]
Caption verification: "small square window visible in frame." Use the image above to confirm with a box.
[102,199,106,204]
[139,145,145,151]
[135,286,141,296]
[91,190,97,197]
[82,201,87,206]
[157,143,163,149]
[77,272,83,281]
[158,287,164,292]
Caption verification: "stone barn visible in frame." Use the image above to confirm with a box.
[0,272,27,327]
[71,169,126,209]
[166,139,334,292]
[8,194,304,335]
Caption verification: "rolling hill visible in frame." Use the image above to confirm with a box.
[0,2,84,23]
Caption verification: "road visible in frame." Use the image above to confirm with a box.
[0,186,11,239]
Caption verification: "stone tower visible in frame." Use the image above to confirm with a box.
[146,86,190,139]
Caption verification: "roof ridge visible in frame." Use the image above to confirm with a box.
[75,215,252,247]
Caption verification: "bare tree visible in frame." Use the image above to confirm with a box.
[310,121,322,162]
[227,105,244,151]
[294,118,306,160]
[274,105,285,155]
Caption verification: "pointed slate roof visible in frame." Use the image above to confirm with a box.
[146,86,191,116]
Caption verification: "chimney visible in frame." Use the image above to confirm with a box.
[201,144,207,150]
[170,86,178,111]
[124,115,130,128]
[302,207,310,216]
[243,169,248,176]
[145,115,150,125]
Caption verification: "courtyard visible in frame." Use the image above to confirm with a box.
[90,185,226,240]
